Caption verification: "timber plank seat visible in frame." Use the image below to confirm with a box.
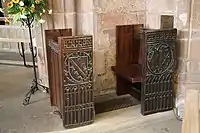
[111,65,142,83]
[112,24,177,115]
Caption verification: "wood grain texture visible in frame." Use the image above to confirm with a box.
[46,31,95,128]
[114,24,143,97]
[45,29,72,107]
[112,26,177,116]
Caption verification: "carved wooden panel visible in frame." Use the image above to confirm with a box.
[60,36,94,128]
[141,29,177,115]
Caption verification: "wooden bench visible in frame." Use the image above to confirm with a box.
[112,24,177,115]
[45,29,95,128]
[112,24,143,100]
[45,29,72,108]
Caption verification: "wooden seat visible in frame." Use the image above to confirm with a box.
[111,64,142,83]
[45,30,95,128]
[112,24,177,115]
[112,24,144,100]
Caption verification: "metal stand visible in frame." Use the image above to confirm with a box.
[22,17,49,106]
[17,42,35,68]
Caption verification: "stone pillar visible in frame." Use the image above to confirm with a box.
[44,0,76,33]
[173,0,190,118]
[76,0,94,35]
[181,1,200,125]
[186,0,200,88]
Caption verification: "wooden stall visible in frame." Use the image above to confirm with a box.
[45,29,94,128]
[112,25,177,115]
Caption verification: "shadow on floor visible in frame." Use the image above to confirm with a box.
[0,65,182,133]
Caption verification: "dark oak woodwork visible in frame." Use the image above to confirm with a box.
[45,30,94,128]
[141,28,177,115]
[45,29,72,108]
[60,36,94,128]
[112,24,177,115]
[113,24,144,97]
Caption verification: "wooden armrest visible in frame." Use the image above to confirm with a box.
[111,64,142,83]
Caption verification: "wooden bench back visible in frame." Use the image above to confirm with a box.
[45,29,72,43]
[45,29,72,110]
[116,24,144,67]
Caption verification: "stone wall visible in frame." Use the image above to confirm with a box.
[44,0,76,33]
[42,0,199,98]
[93,0,146,93]
[92,0,190,95]
[76,0,94,35]
[44,0,147,94]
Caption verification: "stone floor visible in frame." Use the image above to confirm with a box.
[0,65,182,133]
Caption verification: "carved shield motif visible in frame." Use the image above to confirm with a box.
[62,36,94,128]
[147,42,174,75]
